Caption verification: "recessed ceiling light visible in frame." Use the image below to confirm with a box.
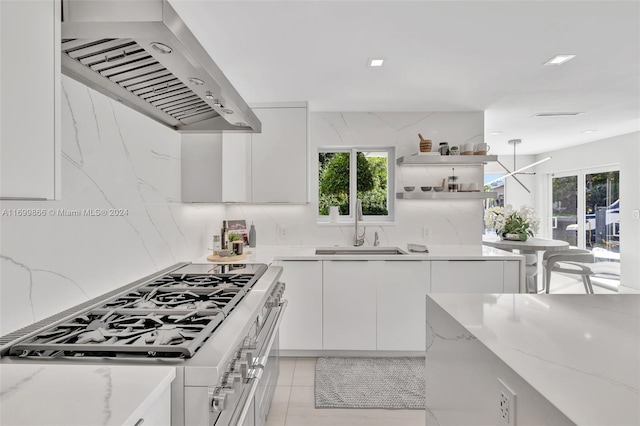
[234,122,247,127]
[534,112,585,117]
[581,130,597,134]
[543,54,576,66]
[489,131,503,135]
[368,58,385,67]
[205,91,214,100]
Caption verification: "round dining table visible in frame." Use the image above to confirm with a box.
[482,236,570,293]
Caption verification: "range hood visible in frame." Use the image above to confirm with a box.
[61,0,260,133]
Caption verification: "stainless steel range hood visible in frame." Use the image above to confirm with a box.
[61,0,260,133]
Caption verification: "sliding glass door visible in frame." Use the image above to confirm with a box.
[551,174,579,246]
[549,167,620,288]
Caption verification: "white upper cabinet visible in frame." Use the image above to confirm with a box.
[250,105,308,203]
[181,103,308,203]
[0,0,60,200]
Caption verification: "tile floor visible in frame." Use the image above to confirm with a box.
[267,357,426,426]
[546,271,618,294]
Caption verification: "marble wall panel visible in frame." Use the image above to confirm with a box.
[0,77,224,335]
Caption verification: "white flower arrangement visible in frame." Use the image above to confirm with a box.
[485,205,540,241]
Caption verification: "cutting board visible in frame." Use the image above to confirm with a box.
[206,251,251,262]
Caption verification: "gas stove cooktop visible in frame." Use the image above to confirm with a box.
[7,263,268,359]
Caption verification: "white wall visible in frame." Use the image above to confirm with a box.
[0,77,224,335]
[227,111,487,247]
[485,154,536,209]
[533,132,640,293]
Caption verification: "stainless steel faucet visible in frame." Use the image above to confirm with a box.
[354,199,365,246]
[373,231,379,246]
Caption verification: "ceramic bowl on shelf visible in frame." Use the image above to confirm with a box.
[421,186,432,192]
[433,187,444,192]
[404,186,415,192]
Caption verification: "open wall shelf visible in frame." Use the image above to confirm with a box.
[397,155,497,166]
[397,191,498,200]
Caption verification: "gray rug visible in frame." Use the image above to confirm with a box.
[315,357,426,409]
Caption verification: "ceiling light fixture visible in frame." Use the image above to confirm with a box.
[205,91,214,100]
[489,131,503,135]
[543,54,576,66]
[534,112,585,117]
[581,129,597,134]
[488,139,552,193]
[368,58,385,67]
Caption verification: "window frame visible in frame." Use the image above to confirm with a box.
[317,146,395,224]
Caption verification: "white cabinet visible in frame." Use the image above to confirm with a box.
[374,261,431,351]
[131,386,171,426]
[0,0,60,200]
[431,260,515,293]
[277,261,323,351]
[181,103,307,203]
[181,133,252,203]
[323,261,376,350]
[250,106,308,203]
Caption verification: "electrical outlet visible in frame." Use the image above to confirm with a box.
[498,378,517,425]
[633,209,640,220]
[422,227,430,239]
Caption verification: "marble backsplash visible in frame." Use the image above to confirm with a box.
[227,111,486,247]
[0,77,224,335]
[1,95,487,335]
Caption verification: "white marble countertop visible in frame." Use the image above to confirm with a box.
[0,364,175,426]
[427,294,640,426]
[192,244,524,264]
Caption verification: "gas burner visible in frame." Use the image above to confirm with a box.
[7,264,268,359]
[11,310,224,358]
[144,273,254,291]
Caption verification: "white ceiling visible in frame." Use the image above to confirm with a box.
[169,0,640,155]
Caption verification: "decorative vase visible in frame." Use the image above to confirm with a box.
[501,233,526,241]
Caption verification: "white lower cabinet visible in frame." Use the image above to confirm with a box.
[277,261,323,350]
[323,261,376,350]
[374,261,431,351]
[278,258,520,352]
[132,386,170,426]
[431,260,505,293]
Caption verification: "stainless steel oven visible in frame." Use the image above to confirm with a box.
[213,291,287,426]
[0,262,287,426]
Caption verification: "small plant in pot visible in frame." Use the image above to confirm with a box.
[228,232,244,255]
[449,146,460,156]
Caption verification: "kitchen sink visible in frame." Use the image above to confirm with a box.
[315,247,407,255]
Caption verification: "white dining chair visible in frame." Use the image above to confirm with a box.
[543,249,595,294]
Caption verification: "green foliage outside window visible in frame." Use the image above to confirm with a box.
[318,151,388,216]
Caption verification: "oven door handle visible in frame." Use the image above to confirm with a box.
[235,367,262,425]
[254,299,288,369]
[234,300,287,425]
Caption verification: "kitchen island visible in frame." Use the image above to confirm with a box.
[0,364,175,426]
[426,294,640,426]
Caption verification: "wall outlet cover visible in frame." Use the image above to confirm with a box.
[498,378,517,426]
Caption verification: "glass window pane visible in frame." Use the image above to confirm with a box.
[585,171,619,252]
[357,151,388,216]
[552,175,578,246]
[318,151,350,216]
